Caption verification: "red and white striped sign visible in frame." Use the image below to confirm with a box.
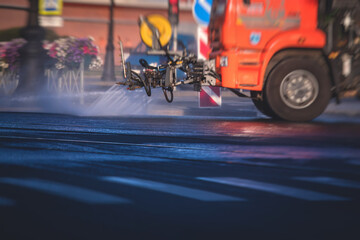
[199,85,221,107]
[197,26,221,107]
[197,26,210,60]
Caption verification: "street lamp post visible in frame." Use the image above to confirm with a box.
[101,0,116,82]
[16,0,46,94]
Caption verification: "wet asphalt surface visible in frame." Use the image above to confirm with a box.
[0,109,360,240]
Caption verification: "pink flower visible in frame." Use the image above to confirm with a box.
[83,46,90,54]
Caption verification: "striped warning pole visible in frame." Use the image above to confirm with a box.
[198,26,221,108]
[197,26,210,60]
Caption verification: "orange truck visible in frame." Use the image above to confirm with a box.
[208,0,360,121]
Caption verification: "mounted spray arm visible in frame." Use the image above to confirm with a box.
[117,14,219,103]
[119,38,127,79]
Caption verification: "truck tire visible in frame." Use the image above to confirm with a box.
[264,57,331,121]
[250,91,277,118]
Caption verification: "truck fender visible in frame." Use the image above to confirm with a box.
[258,29,326,90]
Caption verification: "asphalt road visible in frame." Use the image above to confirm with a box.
[0,111,360,240]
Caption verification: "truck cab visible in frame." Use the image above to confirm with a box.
[209,0,360,121]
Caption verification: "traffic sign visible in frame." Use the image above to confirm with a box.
[194,0,221,108]
[199,86,222,108]
[39,0,63,16]
[197,24,221,108]
[192,0,213,26]
[197,26,210,60]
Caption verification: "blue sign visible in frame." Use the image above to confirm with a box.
[250,32,261,45]
[193,0,213,26]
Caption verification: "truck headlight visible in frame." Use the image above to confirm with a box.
[220,56,228,67]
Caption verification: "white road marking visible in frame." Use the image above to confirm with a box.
[0,178,130,204]
[0,197,15,206]
[293,176,360,189]
[101,176,244,202]
[197,177,349,201]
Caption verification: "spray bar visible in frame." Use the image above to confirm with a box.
[116,40,219,103]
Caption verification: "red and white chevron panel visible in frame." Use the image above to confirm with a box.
[199,85,222,107]
[198,26,221,107]
[197,26,210,60]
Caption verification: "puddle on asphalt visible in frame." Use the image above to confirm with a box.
[0,84,186,117]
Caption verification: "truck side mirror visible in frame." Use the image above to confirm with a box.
[243,0,251,5]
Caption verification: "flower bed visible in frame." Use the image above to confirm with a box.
[0,37,103,96]
[0,38,26,71]
[45,37,103,70]
[0,36,103,72]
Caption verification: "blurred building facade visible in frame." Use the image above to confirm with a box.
[0,0,197,64]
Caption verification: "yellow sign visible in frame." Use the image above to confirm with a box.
[140,14,172,48]
[39,0,63,16]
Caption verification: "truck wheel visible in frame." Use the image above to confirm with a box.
[265,57,331,121]
[250,91,277,118]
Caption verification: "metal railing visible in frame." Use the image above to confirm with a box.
[0,62,84,103]
[0,62,19,96]
[45,62,85,103]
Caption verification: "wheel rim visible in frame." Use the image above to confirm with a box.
[280,70,319,109]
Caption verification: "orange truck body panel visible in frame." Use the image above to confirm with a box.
[209,0,326,91]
